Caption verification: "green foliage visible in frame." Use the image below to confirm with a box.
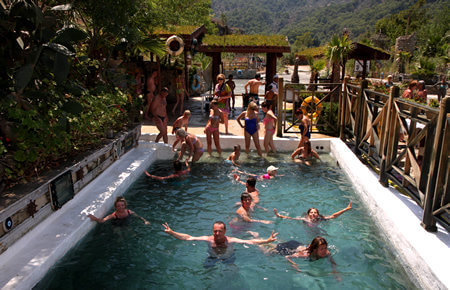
[428,99,439,108]
[316,102,339,136]
[202,34,289,47]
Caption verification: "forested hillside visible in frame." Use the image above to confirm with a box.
[211,0,444,45]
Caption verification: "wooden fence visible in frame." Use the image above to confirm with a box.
[339,78,449,231]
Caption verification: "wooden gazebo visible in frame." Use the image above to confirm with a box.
[198,34,291,87]
[347,42,391,79]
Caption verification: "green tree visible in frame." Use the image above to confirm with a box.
[326,35,352,82]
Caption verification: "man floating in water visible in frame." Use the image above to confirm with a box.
[162,221,277,266]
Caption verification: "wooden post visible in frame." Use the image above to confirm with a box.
[276,77,284,137]
[211,52,221,86]
[354,80,368,154]
[339,77,349,139]
[379,86,399,186]
[265,53,277,91]
[421,97,450,231]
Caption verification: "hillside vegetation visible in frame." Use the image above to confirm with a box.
[212,0,445,45]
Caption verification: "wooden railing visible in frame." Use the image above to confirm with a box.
[340,78,449,232]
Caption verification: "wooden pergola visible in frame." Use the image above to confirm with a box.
[346,42,391,79]
[198,35,291,87]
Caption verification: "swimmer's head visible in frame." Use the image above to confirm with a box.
[183,110,191,117]
[246,177,256,188]
[176,128,187,138]
[307,207,321,220]
[114,196,127,210]
[241,192,252,205]
[173,160,182,171]
[267,165,279,175]
[234,144,241,152]
[308,236,329,259]
[213,221,226,239]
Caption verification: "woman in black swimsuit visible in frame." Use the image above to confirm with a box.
[88,196,150,225]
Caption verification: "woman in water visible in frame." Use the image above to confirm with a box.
[261,101,277,154]
[236,101,263,156]
[215,74,232,134]
[248,233,337,273]
[226,144,241,166]
[145,160,190,180]
[204,100,224,155]
[274,201,352,224]
[88,196,150,225]
[291,140,320,166]
[174,129,204,163]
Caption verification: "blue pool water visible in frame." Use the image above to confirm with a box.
[35,153,416,289]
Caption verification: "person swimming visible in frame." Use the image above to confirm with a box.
[162,221,278,267]
[291,140,320,166]
[226,145,241,166]
[274,201,352,224]
[88,196,150,226]
[233,165,280,181]
[145,160,190,180]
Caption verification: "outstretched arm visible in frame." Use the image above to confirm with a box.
[324,201,352,220]
[88,213,115,223]
[162,222,209,241]
[274,208,303,220]
[233,173,246,185]
[130,210,150,225]
[237,208,273,224]
[228,231,278,245]
[291,147,302,159]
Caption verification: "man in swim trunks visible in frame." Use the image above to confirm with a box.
[162,221,278,262]
[235,192,272,224]
[151,87,169,143]
[244,73,265,108]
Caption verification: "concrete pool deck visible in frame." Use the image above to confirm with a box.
[0,137,448,289]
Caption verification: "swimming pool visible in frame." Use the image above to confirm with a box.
[35,153,417,289]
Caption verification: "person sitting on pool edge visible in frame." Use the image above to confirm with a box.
[162,221,278,266]
[88,196,150,225]
[291,140,320,166]
[144,160,190,180]
[274,201,352,224]
[234,192,272,224]
[248,233,337,274]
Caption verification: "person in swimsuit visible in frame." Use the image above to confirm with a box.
[236,101,263,156]
[215,74,232,134]
[261,101,277,154]
[232,192,272,224]
[175,129,203,163]
[162,221,278,265]
[151,87,169,143]
[172,69,189,116]
[172,110,191,135]
[226,144,241,166]
[204,100,224,155]
[249,233,337,274]
[274,201,352,225]
[264,85,278,111]
[88,196,150,225]
[244,73,265,108]
[233,165,280,182]
[145,160,190,180]
[295,109,311,147]
[226,74,236,111]
[291,140,320,166]
[144,71,158,120]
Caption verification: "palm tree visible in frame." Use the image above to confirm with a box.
[307,57,325,91]
[326,35,352,82]
[325,35,352,100]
